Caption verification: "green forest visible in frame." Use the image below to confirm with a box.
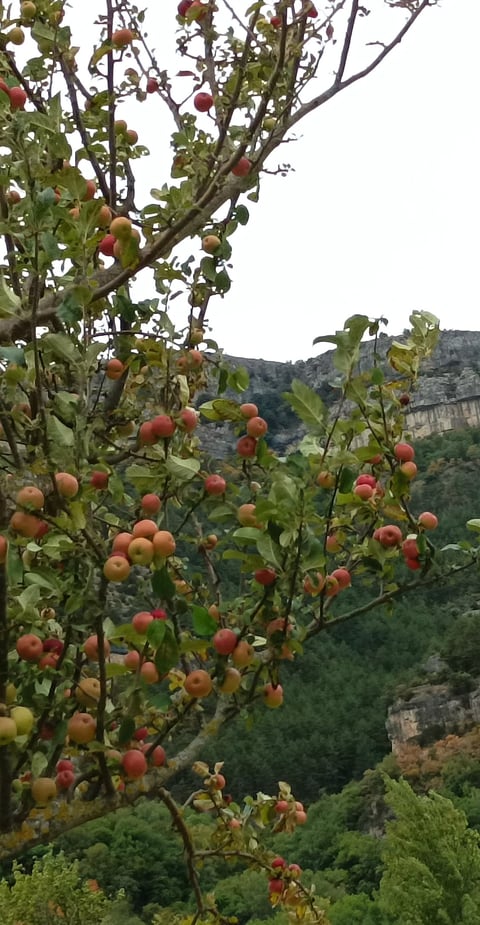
[4,423,480,923]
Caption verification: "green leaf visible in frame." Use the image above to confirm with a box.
[147,619,167,648]
[46,415,74,447]
[154,624,180,674]
[165,455,200,481]
[7,545,24,586]
[467,519,480,533]
[105,662,130,678]
[107,624,145,646]
[0,272,21,316]
[52,720,68,747]
[338,467,355,493]
[152,567,176,600]
[42,332,80,364]
[235,204,249,225]
[125,464,161,489]
[0,345,25,366]
[192,605,218,637]
[256,534,282,568]
[118,717,136,746]
[201,255,217,282]
[283,380,326,431]
[31,751,48,777]
[199,399,244,422]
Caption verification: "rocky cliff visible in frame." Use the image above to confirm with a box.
[386,682,480,754]
[224,329,480,442]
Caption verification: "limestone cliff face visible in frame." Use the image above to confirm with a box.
[386,683,480,753]
[226,329,480,440]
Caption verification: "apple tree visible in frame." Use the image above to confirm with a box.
[0,0,472,921]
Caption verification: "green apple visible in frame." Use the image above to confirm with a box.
[11,706,34,735]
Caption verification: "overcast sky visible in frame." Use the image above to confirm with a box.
[191,0,480,361]
[73,0,479,362]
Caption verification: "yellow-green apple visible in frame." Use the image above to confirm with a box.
[400,461,417,479]
[75,677,101,707]
[31,777,57,804]
[316,470,335,489]
[103,554,131,581]
[10,705,34,735]
[0,716,18,745]
[128,536,154,565]
[237,503,257,526]
[263,683,283,708]
[218,667,242,693]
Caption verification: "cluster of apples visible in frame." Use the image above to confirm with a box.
[267,855,304,908]
[303,566,351,601]
[120,609,169,684]
[8,472,80,541]
[236,402,269,458]
[104,517,176,582]
[98,215,140,261]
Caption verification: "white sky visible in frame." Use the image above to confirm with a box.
[202,0,480,360]
[70,0,480,362]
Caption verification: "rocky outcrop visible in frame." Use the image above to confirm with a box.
[386,682,480,753]
[224,330,480,441]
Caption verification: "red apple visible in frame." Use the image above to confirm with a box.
[151,414,176,438]
[232,156,252,177]
[140,493,162,515]
[194,92,213,112]
[254,567,276,586]
[236,436,257,457]
[90,470,109,490]
[394,442,415,462]
[147,77,159,93]
[122,749,147,780]
[16,633,43,662]
[204,474,226,495]
[418,511,438,530]
[212,628,238,656]
[132,611,154,634]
